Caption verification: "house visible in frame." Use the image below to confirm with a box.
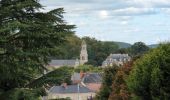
[48,40,88,68]
[102,53,131,67]
[82,73,102,92]
[47,83,95,100]
[46,73,102,100]
[71,72,85,84]
[71,72,102,92]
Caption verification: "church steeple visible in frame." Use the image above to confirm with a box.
[80,40,88,65]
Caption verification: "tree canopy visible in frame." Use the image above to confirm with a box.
[127,43,170,100]
[95,66,118,100]
[51,36,119,66]
[83,37,119,66]
[108,61,133,100]
[0,0,75,99]
[130,42,149,57]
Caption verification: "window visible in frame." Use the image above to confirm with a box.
[82,56,85,60]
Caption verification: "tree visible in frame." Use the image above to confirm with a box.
[83,37,119,66]
[52,35,82,59]
[0,0,75,99]
[130,42,149,57]
[0,88,46,100]
[27,67,74,88]
[127,43,170,100]
[95,66,118,100]
[49,36,119,66]
[74,65,102,73]
[109,61,134,100]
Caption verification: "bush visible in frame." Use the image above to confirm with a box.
[74,65,102,73]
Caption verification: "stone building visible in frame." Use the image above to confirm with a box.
[48,40,88,68]
[46,73,102,100]
[71,72,102,92]
[46,84,95,100]
[102,54,131,67]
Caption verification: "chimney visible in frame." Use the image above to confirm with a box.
[80,71,85,79]
[62,83,67,89]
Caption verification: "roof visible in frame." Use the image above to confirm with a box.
[104,54,130,62]
[86,83,102,92]
[71,73,81,81]
[109,54,130,59]
[110,54,129,58]
[49,60,77,67]
[82,73,102,83]
[49,85,94,93]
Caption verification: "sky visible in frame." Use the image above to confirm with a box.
[40,0,170,45]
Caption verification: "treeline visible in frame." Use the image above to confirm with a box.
[95,43,170,100]
[52,35,119,66]
[52,35,150,66]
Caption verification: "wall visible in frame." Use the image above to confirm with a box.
[47,92,96,100]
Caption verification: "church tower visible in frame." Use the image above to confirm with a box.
[80,40,88,65]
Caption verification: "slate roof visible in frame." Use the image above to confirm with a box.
[49,85,94,93]
[82,73,102,83]
[49,60,77,67]
[108,54,130,60]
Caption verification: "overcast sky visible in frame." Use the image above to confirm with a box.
[40,0,170,44]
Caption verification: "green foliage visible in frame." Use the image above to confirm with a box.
[0,88,46,100]
[95,66,118,100]
[27,67,74,88]
[83,37,119,66]
[74,65,102,73]
[53,36,119,66]
[52,35,82,59]
[115,42,150,58]
[50,97,71,100]
[115,48,129,54]
[0,0,75,99]
[114,41,131,48]
[127,43,170,100]
[130,42,149,57]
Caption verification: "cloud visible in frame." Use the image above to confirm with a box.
[120,21,129,25]
[112,7,157,16]
[40,0,170,44]
[40,0,170,16]
[127,0,170,8]
[123,28,140,33]
[99,10,109,19]
[161,8,170,14]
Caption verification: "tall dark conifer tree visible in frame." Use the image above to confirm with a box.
[0,0,75,98]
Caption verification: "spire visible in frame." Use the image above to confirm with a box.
[82,40,86,45]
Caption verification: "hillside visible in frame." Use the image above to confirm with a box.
[114,41,159,49]
[114,42,131,48]
[148,44,159,48]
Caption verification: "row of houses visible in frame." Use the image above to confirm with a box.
[44,72,102,100]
